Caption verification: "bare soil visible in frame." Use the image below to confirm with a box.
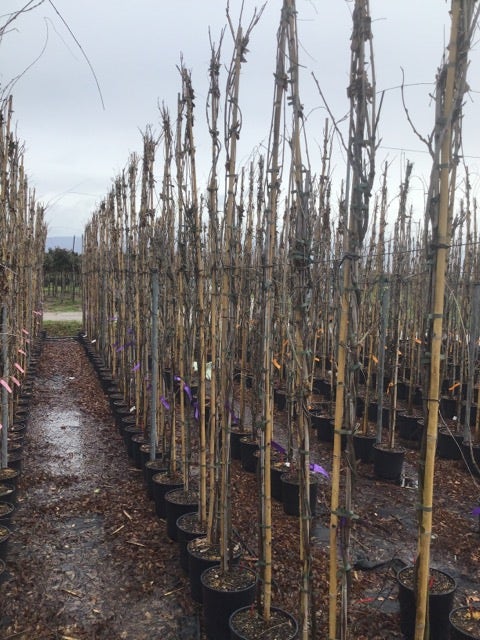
[0,339,478,639]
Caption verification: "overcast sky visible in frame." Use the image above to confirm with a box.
[1,1,480,240]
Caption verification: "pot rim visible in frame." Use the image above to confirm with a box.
[229,604,298,639]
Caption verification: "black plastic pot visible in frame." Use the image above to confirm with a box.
[271,461,292,501]
[186,539,241,603]
[239,437,259,473]
[312,377,332,399]
[461,442,480,477]
[353,433,376,463]
[0,525,11,560]
[0,468,20,488]
[437,429,464,460]
[164,488,198,541]
[115,407,132,433]
[315,416,334,443]
[450,602,480,639]
[119,415,136,438]
[131,433,147,469]
[273,387,287,411]
[0,483,16,505]
[144,458,168,499]
[461,404,478,427]
[7,451,23,472]
[229,605,298,640]
[440,396,458,419]
[397,565,456,640]
[397,414,424,446]
[123,425,142,458]
[176,511,206,574]
[201,565,256,640]
[230,430,251,461]
[151,473,183,519]
[0,502,14,524]
[108,392,125,411]
[373,444,405,482]
[280,472,319,517]
[367,402,390,426]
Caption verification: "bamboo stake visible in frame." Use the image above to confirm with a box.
[329,2,378,637]
[259,3,288,619]
[205,35,222,543]
[218,13,244,574]
[415,2,477,637]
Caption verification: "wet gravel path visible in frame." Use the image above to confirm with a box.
[0,338,199,640]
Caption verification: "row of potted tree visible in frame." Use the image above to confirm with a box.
[81,1,480,638]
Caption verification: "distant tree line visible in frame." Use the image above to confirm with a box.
[44,248,81,301]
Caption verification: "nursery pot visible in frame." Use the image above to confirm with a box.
[440,396,458,420]
[176,511,206,574]
[201,565,256,640]
[0,468,20,488]
[123,425,142,458]
[271,461,292,501]
[315,416,334,443]
[151,473,183,519]
[397,414,424,447]
[115,408,133,434]
[450,602,480,639]
[187,538,242,603]
[367,402,390,426]
[7,451,23,472]
[280,472,319,517]
[239,437,259,473]
[461,403,478,427]
[0,483,16,505]
[119,415,136,438]
[108,392,125,411]
[274,387,287,411]
[230,429,251,461]
[0,525,11,560]
[437,428,464,460]
[131,433,147,469]
[397,565,456,640]
[0,502,15,524]
[461,442,480,477]
[353,433,376,463]
[144,458,168,498]
[312,377,332,399]
[373,443,405,482]
[10,422,27,437]
[164,488,198,541]
[139,443,156,472]
[229,605,298,640]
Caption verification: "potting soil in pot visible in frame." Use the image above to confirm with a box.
[450,602,480,639]
[229,605,298,640]
[397,566,456,640]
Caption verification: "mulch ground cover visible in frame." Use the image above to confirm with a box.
[0,338,478,639]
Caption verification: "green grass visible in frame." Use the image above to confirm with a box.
[43,295,82,313]
[43,320,83,337]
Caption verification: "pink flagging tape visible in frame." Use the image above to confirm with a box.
[22,328,29,336]
[0,379,13,394]
[11,376,21,387]
[14,363,25,374]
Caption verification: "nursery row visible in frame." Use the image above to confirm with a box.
[80,1,479,638]
[0,97,46,471]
